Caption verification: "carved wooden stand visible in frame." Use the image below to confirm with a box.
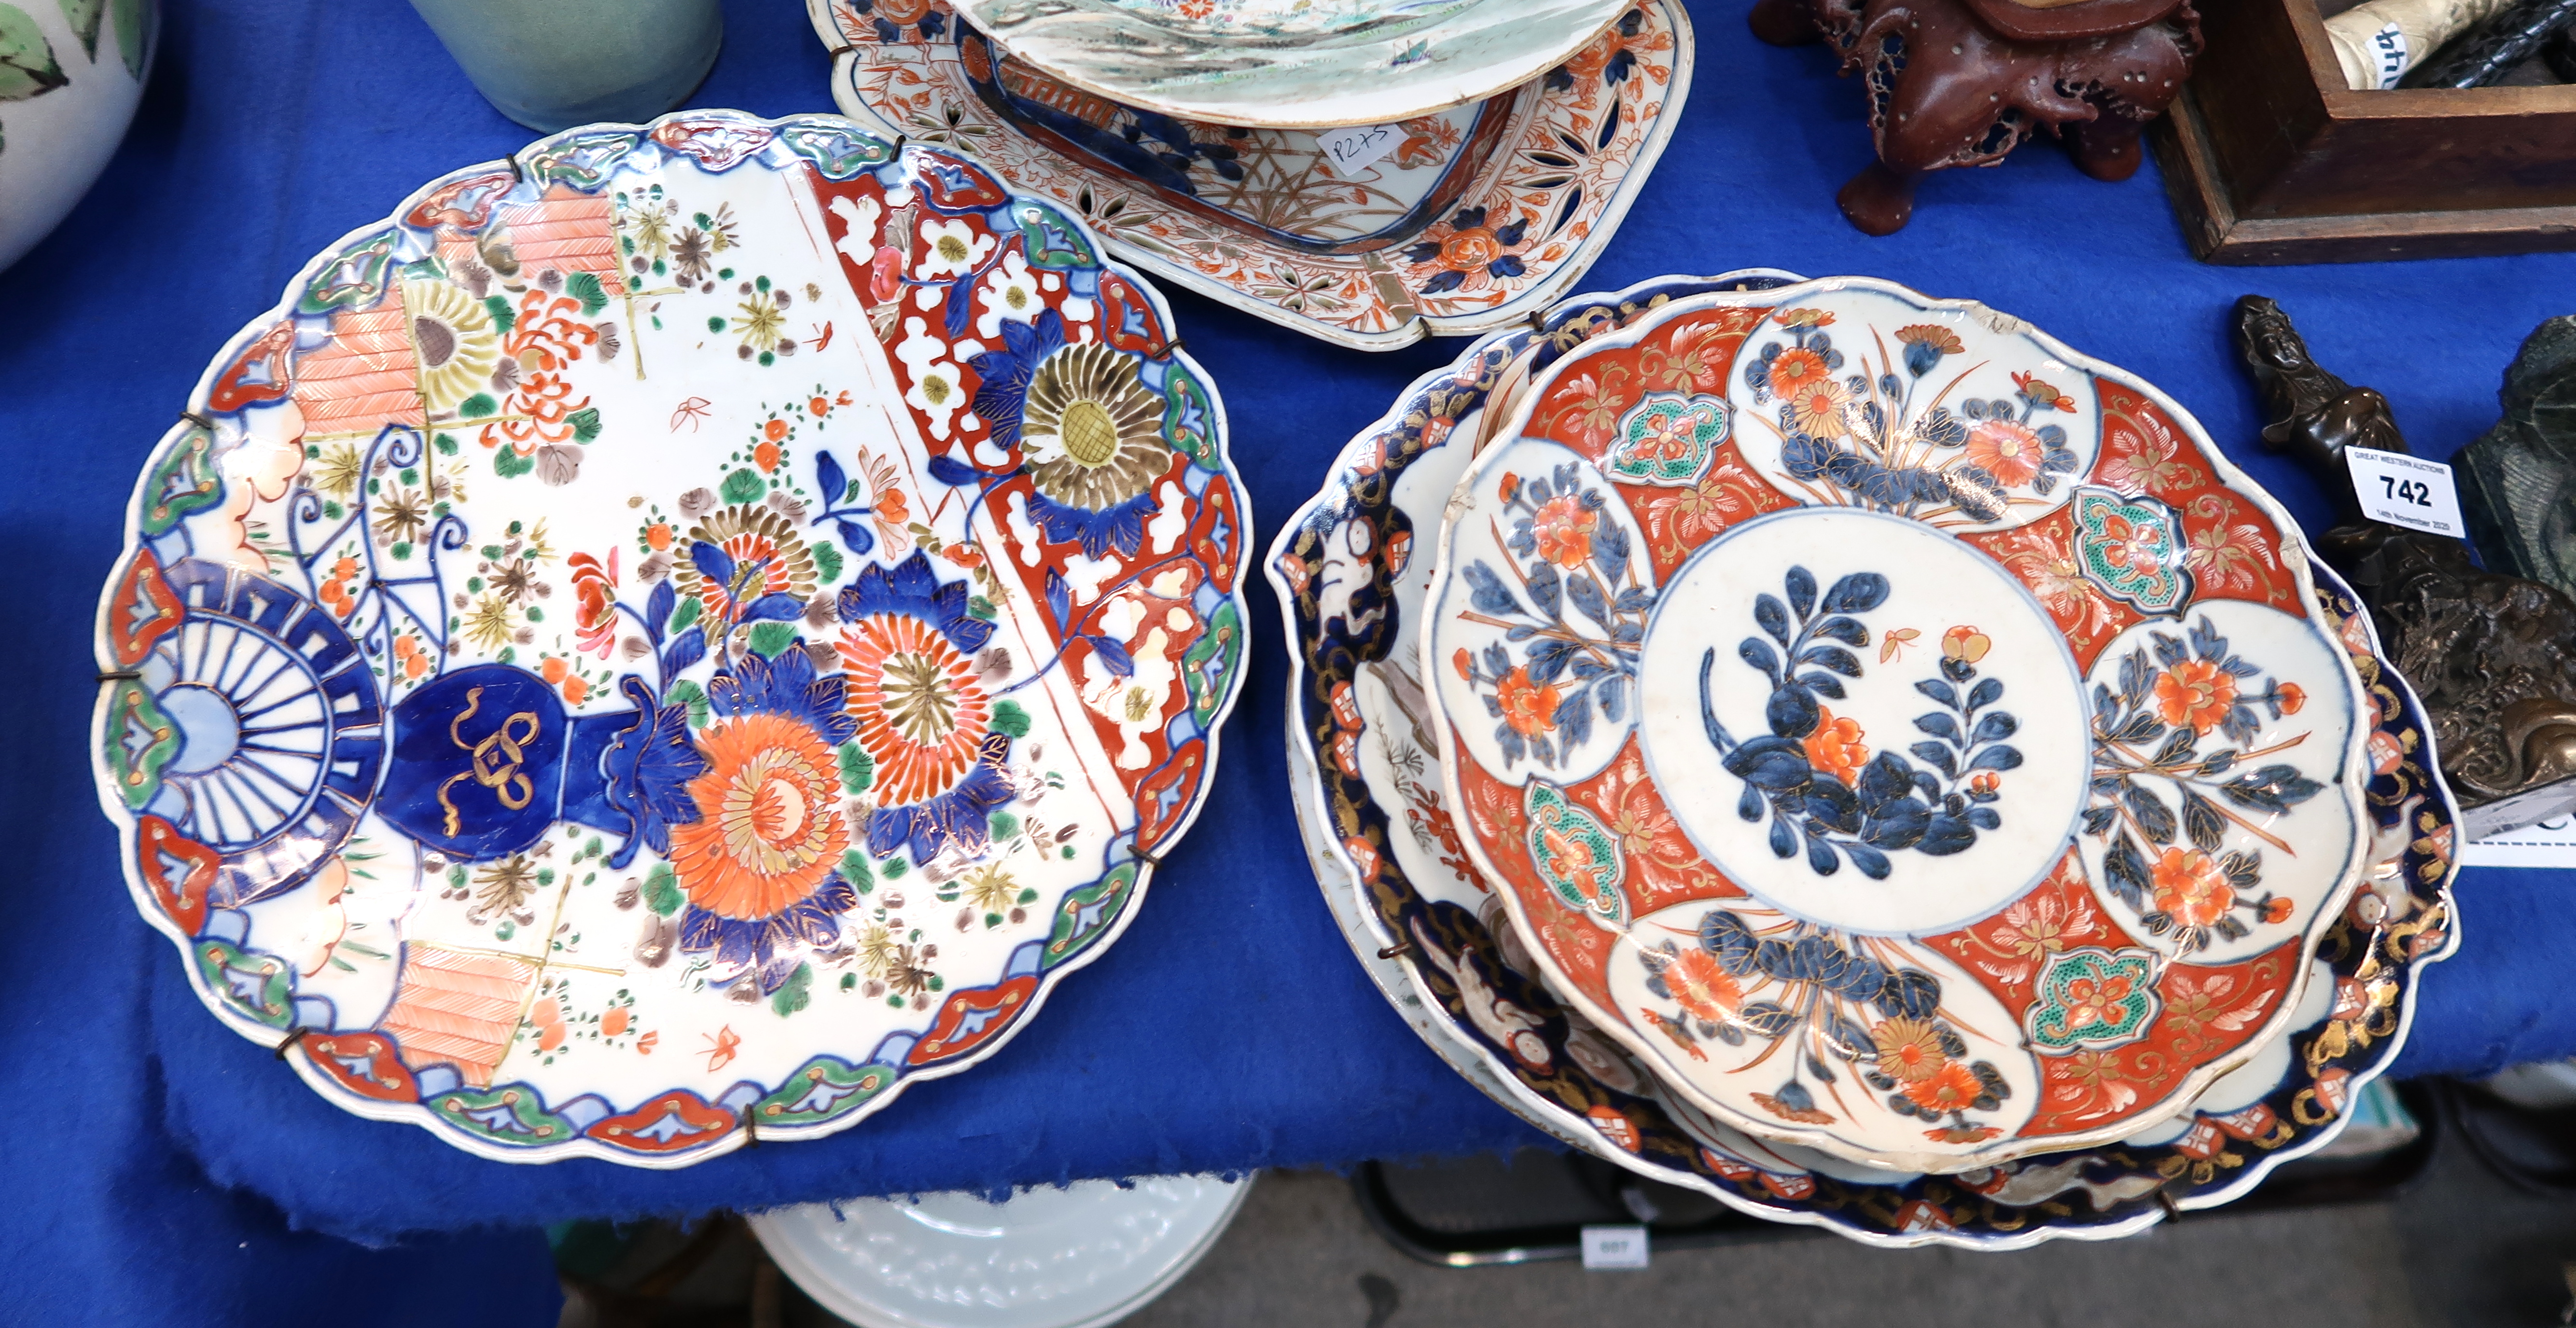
[1752,0,2203,235]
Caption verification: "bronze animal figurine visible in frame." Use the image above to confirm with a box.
[1752,0,2203,235]
[2235,294,2576,829]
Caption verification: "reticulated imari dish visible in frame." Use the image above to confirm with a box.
[90,110,1249,1165]
[811,0,1689,350]
[1419,278,2373,1173]
[939,0,1629,130]
[1270,276,2458,1245]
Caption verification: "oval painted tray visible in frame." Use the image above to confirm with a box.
[90,110,1250,1165]
[943,0,1628,130]
[810,0,1691,350]
[1418,278,2374,1173]
[1269,276,2458,1244]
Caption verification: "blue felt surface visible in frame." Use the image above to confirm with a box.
[7,0,2576,1314]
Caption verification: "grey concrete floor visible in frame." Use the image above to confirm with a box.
[1121,1126,2576,1328]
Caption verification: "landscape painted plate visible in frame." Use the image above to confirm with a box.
[942,0,1628,130]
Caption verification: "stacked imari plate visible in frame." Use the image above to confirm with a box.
[809,0,1692,349]
[1270,272,2462,1246]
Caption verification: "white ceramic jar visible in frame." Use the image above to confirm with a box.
[0,0,153,273]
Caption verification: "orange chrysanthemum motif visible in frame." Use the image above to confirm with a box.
[1873,1017,1948,1084]
[1767,346,1831,398]
[669,712,850,922]
[2154,658,2239,734]
[1495,667,1560,737]
[1804,706,1869,785]
[1663,949,1742,1023]
[1895,324,1963,355]
[1530,495,1597,569]
[839,613,993,807]
[1788,380,1848,440]
[1900,1060,1986,1114]
[1964,419,2044,487]
[2150,846,2234,927]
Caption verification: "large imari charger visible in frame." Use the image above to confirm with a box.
[1272,275,2458,1246]
[89,111,1250,1165]
[1419,278,2375,1174]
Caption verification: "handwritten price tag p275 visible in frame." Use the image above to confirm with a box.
[1316,123,1403,178]
[2345,446,2465,538]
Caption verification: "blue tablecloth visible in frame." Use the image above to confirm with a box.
[9,0,2576,1319]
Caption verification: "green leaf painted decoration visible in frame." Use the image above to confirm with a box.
[57,0,98,59]
[110,0,141,78]
[0,4,69,102]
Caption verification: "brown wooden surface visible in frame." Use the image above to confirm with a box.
[2156,0,2576,262]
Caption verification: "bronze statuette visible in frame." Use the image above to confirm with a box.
[2235,294,2576,836]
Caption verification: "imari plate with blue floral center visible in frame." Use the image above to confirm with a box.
[1276,275,2456,1245]
[89,110,1249,1165]
[1419,277,2372,1174]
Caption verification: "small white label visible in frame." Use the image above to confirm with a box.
[1316,123,1404,178]
[2465,813,2576,868]
[2346,446,2465,537]
[1580,1224,1650,1270]
[2369,22,2409,89]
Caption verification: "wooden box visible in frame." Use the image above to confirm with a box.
[2154,0,2576,263]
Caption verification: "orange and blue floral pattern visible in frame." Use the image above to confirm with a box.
[819,0,1696,348]
[2084,615,2324,955]
[1422,278,2369,1173]
[93,111,1247,1165]
[1447,457,1653,772]
[1706,566,2019,880]
[1273,273,2456,1247]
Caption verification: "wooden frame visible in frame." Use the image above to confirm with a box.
[2153,0,2576,264]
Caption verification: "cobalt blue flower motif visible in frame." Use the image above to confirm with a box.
[662,647,862,994]
[598,676,709,869]
[1701,567,2017,881]
[1405,207,1531,296]
[964,311,1175,559]
[835,550,994,656]
[680,872,862,996]
[705,640,855,742]
[836,552,1018,863]
[968,308,1069,452]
